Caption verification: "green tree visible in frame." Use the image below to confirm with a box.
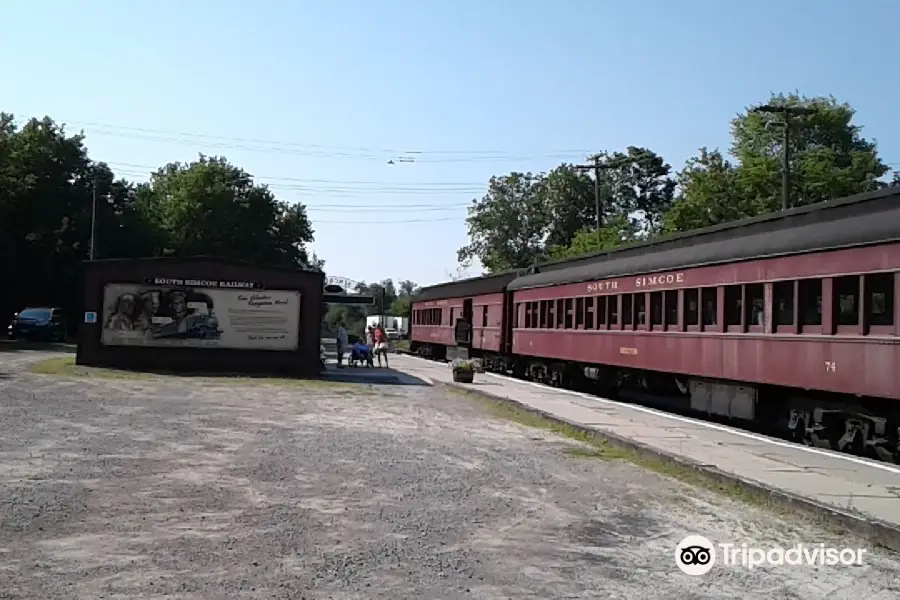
[731,94,887,210]
[389,280,419,317]
[548,213,639,260]
[457,173,549,272]
[355,279,398,316]
[662,148,749,232]
[0,114,126,323]
[137,155,316,268]
[538,164,596,249]
[596,147,676,235]
[666,93,890,233]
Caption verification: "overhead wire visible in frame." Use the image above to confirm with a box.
[37,115,594,163]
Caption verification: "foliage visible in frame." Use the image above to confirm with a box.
[323,278,419,338]
[457,92,891,267]
[450,358,480,373]
[137,155,315,268]
[457,173,550,272]
[538,164,596,249]
[457,149,675,271]
[0,113,319,327]
[666,93,889,232]
[548,214,639,260]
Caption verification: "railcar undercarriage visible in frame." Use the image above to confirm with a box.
[412,342,900,465]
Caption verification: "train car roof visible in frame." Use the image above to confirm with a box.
[413,269,524,302]
[508,186,900,291]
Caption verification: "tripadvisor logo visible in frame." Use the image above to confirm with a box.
[676,535,715,575]
[675,535,866,575]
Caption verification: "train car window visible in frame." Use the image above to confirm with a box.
[556,299,565,328]
[634,293,647,327]
[744,284,764,331]
[684,289,699,327]
[834,276,859,328]
[514,303,520,328]
[564,298,574,329]
[575,297,585,328]
[585,297,595,329]
[773,281,795,327]
[622,294,634,327]
[663,290,678,329]
[531,301,540,328]
[865,273,894,329]
[538,300,548,329]
[798,279,823,331]
[724,285,742,330]
[650,292,663,327]
[547,300,555,328]
[701,287,717,327]
[596,296,607,327]
[482,305,489,327]
[607,296,618,326]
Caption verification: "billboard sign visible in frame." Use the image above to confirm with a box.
[100,280,301,351]
[324,276,358,295]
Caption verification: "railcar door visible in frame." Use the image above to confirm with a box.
[455,298,473,346]
[501,290,515,354]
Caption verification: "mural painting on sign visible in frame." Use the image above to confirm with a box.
[100,277,301,351]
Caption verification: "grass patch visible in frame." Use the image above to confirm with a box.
[563,445,632,460]
[393,339,411,352]
[449,386,824,517]
[31,356,155,380]
[28,356,364,392]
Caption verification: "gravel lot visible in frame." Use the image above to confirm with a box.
[2,350,900,599]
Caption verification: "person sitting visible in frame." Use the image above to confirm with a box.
[349,341,374,367]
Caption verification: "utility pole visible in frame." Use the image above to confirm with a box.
[90,179,98,260]
[574,156,604,245]
[751,104,816,211]
[575,151,656,245]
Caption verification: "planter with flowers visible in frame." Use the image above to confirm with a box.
[450,358,478,383]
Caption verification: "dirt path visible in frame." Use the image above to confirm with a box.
[1,352,899,599]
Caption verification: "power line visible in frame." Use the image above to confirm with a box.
[18,114,595,163]
[313,216,459,224]
[108,161,485,186]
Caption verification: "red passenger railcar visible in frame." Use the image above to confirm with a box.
[505,188,900,461]
[413,187,900,463]
[410,272,520,360]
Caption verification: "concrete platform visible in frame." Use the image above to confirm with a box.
[389,354,900,550]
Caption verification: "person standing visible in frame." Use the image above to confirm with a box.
[373,325,389,368]
[335,322,348,368]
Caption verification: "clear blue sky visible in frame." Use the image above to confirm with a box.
[4,1,898,287]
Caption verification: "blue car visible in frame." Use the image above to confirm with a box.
[7,307,67,342]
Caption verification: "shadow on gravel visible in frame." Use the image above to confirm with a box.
[0,340,76,354]
[27,355,431,387]
[320,364,430,386]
